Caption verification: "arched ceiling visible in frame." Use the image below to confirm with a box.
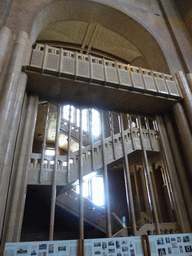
[31,0,170,73]
[37,21,146,66]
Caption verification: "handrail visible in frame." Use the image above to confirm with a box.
[25,44,182,100]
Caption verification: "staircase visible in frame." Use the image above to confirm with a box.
[136,222,179,236]
[137,211,154,227]
[27,126,161,236]
[56,189,124,235]
[28,126,160,186]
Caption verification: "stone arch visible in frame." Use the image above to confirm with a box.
[29,0,170,73]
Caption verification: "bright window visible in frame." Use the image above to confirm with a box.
[92,176,104,206]
[76,176,104,206]
[63,105,101,136]
[92,109,101,136]
[45,149,55,155]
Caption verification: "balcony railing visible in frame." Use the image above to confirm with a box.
[25,44,182,101]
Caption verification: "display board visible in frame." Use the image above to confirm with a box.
[4,240,78,256]
[149,233,192,256]
[4,233,192,256]
[4,236,144,256]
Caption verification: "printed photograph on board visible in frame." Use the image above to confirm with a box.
[122,247,128,252]
[183,236,190,243]
[102,242,107,250]
[48,244,54,254]
[185,245,192,253]
[116,241,120,249]
[108,240,115,246]
[158,248,166,256]
[31,249,37,255]
[122,240,128,245]
[17,245,28,254]
[108,248,115,253]
[30,245,38,255]
[177,237,181,243]
[157,238,164,245]
[58,246,66,252]
[94,242,101,248]
[165,238,170,243]
[39,244,47,250]
[179,246,183,253]
[167,247,172,254]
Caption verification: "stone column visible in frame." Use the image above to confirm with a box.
[0,30,28,182]
[138,116,160,233]
[133,166,141,217]
[101,110,112,237]
[164,113,192,227]
[49,105,61,240]
[0,72,28,236]
[172,103,192,179]
[3,94,39,242]
[0,26,12,73]
[137,167,150,213]
[120,114,136,236]
[175,71,192,131]
[0,29,15,93]
[79,107,85,255]
[162,185,175,222]
[187,73,192,91]
[39,103,50,183]
[156,115,191,233]
[150,169,163,223]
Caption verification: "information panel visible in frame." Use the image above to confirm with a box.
[149,233,192,256]
[4,236,144,256]
[4,233,192,256]
[4,240,78,256]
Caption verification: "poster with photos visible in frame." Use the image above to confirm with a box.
[90,236,143,256]
[4,240,78,256]
[4,237,143,256]
[149,233,192,256]
[4,233,192,256]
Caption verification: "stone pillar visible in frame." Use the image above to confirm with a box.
[79,107,85,255]
[0,26,12,73]
[133,166,141,217]
[150,169,163,223]
[0,29,15,93]
[172,103,192,180]
[49,105,61,240]
[138,116,160,234]
[3,94,39,242]
[162,185,175,222]
[0,30,28,181]
[120,113,137,235]
[0,72,28,236]
[142,155,160,234]
[101,110,112,237]
[156,115,191,233]
[187,73,192,91]
[175,71,192,131]
[137,167,150,213]
[164,113,192,227]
